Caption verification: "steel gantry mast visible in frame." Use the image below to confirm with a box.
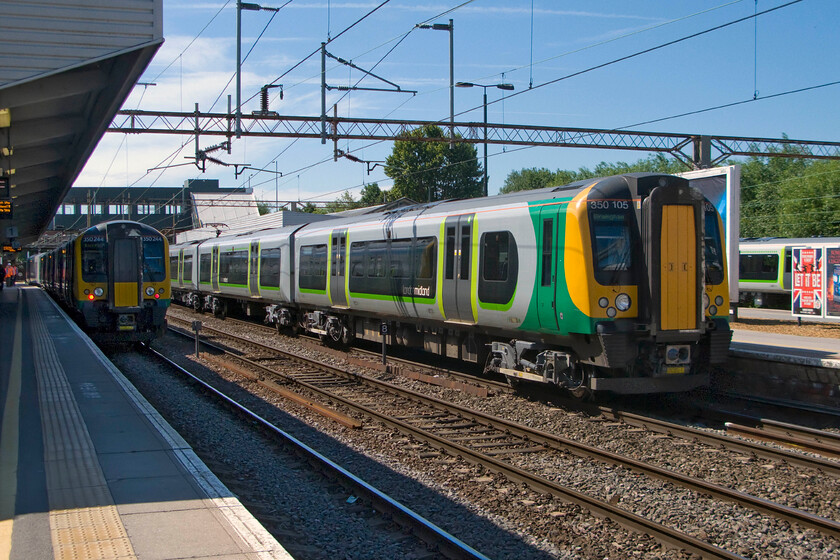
[109,108,840,170]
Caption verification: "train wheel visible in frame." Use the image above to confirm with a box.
[566,364,592,400]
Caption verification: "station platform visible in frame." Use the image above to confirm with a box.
[0,285,293,560]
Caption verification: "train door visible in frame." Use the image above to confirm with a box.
[645,188,702,335]
[110,236,141,308]
[211,245,220,292]
[442,214,475,323]
[537,207,560,330]
[248,240,260,297]
[178,249,184,288]
[329,229,348,307]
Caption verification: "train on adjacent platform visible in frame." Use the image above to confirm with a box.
[27,220,171,342]
[170,173,732,397]
[738,237,840,308]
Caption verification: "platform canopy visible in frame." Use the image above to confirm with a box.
[0,0,163,247]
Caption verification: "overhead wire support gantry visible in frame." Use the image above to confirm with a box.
[110,109,840,170]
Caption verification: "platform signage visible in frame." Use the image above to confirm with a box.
[792,247,824,317]
[825,248,840,318]
[0,177,10,219]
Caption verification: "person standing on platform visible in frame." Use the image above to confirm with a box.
[5,261,15,287]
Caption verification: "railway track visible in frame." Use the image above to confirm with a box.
[166,316,840,557]
[143,341,490,560]
[219,314,513,395]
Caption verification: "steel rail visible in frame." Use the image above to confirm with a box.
[725,423,840,459]
[144,344,491,560]
[169,319,840,540]
[169,325,840,557]
[600,407,840,477]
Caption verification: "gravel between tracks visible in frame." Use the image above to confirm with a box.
[150,308,840,559]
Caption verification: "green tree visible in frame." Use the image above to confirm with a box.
[257,202,271,215]
[323,191,361,213]
[499,154,687,194]
[359,182,389,206]
[385,125,482,202]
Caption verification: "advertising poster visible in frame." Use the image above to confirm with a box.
[792,247,824,317]
[826,248,840,318]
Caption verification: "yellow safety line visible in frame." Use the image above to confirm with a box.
[0,293,23,559]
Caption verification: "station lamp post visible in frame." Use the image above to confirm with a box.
[237,2,279,138]
[456,82,514,197]
[416,19,454,142]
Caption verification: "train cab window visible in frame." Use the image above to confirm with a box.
[479,231,518,304]
[259,247,281,288]
[183,254,193,282]
[80,235,107,283]
[590,210,634,285]
[199,253,211,283]
[299,244,327,290]
[703,205,725,285]
[143,238,167,282]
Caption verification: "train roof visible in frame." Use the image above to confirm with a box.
[740,237,840,246]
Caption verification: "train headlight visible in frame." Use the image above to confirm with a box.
[709,305,718,316]
[606,307,617,318]
[615,293,631,312]
[715,295,724,306]
[703,293,710,309]
[154,293,160,299]
[88,294,95,301]
[145,286,155,296]
[598,297,609,308]
[93,287,104,297]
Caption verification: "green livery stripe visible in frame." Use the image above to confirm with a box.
[300,288,326,295]
[348,291,436,305]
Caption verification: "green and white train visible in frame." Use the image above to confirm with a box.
[170,173,732,396]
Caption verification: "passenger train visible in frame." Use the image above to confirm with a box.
[28,220,170,342]
[170,173,732,396]
[738,237,840,307]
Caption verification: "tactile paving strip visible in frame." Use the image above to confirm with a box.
[29,299,137,560]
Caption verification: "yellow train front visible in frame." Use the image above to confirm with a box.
[47,221,170,342]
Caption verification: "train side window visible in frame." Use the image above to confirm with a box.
[199,253,211,283]
[350,241,365,278]
[414,238,436,279]
[541,219,553,287]
[169,255,179,281]
[219,249,248,285]
[445,227,455,280]
[183,254,193,282]
[739,253,779,281]
[479,231,518,304]
[259,247,281,288]
[299,244,327,290]
[460,225,471,280]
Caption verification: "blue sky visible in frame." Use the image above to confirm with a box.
[76,0,840,205]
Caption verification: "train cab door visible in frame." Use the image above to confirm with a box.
[537,207,560,331]
[644,188,702,336]
[329,229,348,307]
[442,214,475,323]
[211,245,220,292]
[109,235,141,309]
[248,240,260,297]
